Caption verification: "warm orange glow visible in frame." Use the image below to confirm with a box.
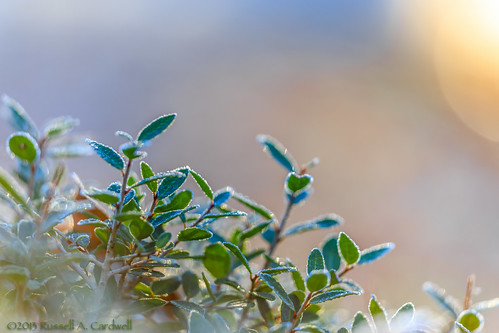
[436,0,499,141]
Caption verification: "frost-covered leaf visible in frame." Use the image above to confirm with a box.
[358,243,395,265]
[214,187,233,206]
[137,113,176,142]
[86,188,120,204]
[224,242,252,275]
[309,290,360,304]
[241,221,272,240]
[257,134,297,172]
[307,248,325,275]
[423,282,461,317]
[390,302,415,330]
[120,298,166,316]
[172,300,205,315]
[77,218,108,227]
[155,190,193,213]
[2,95,38,137]
[472,298,499,311]
[156,172,188,200]
[151,276,181,295]
[139,161,155,192]
[232,191,274,219]
[369,295,389,332]
[338,232,360,266]
[189,169,213,200]
[86,139,124,170]
[286,172,313,194]
[456,310,483,332]
[322,235,341,272]
[44,116,79,139]
[284,214,343,237]
[259,273,293,309]
[259,267,296,276]
[352,312,371,333]
[306,270,330,292]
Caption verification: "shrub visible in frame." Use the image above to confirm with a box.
[0,95,497,333]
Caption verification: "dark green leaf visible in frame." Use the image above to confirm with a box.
[156,232,172,248]
[151,276,181,295]
[286,172,313,193]
[86,139,124,170]
[256,134,297,172]
[307,248,325,275]
[156,172,188,200]
[232,191,274,220]
[259,273,293,309]
[129,220,154,240]
[322,235,341,271]
[309,290,360,304]
[202,272,216,301]
[172,300,205,315]
[338,232,360,266]
[306,270,330,292]
[120,298,166,316]
[203,242,231,279]
[241,221,272,240]
[257,298,275,327]
[178,228,212,241]
[283,214,343,237]
[422,282,460,317]
[182,271,200,298]
[337,328,349,333]
[137,113,176,142]
[155,190,193,213]
[214,187,233,206]
[358,243,395,265]
[223,242,252,275]
[7,132,39,162]
[189,169,213,200]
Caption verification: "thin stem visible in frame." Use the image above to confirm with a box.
[264,195,295,268]
[97,159,132,295]
[53,238,97,290]
[237,275,258,329]
[289,292,313,333]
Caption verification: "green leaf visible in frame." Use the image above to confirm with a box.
[152,206,199,227]
[306,270,330,292]
[422,282,460,317]
[256,134,297,172]
[283,214,343,237]
[94,227,110,245]
[256,298,275,327]
[155,190,193,213]
[133,171,184,190]
[203,242,231,279]
[240,221,272,240]
[352,312,371,333]
[309,290,360,304]
[202,272,216,301]
[172,300,205,315]
[120,141,145,160]
[337,328,350,333]
[151,276,181,295]
[86,139,124,170]
[156,172,188,200]
[307,248,325,275]
[232,191,274,220]
[156,232,172,248]
[358,243,395,265]
[137,114,176,142]
[7,132,40,162]
[286,172,313,193]
[457,310,483,332]
[259,267,296,276]
[182,271,200,298]
[292,270,306,292]
[140,161,156,192]
[129,220,154,240]
[120,298,166,316]
[0,167,30,212]
[86,188,120,204]
[390,302,415,330]
[2,95,38,137]
[178,228,212,241]
[223,242,252,275]
[133,282,152,297]
[338,232,360,266]
[369,295,389,332]
[44,116,79,139]
[204,211,247,219]
[77,218,108,227]
[259,273,294,309]
[188,311,214,333]
[189,168,213,200]
[322,235,341,272]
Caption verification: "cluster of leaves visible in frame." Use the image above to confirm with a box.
[0,96,498,333]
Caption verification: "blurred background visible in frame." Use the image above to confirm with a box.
[1,0,499,329]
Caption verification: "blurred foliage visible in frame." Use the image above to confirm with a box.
[0,95,497,332]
